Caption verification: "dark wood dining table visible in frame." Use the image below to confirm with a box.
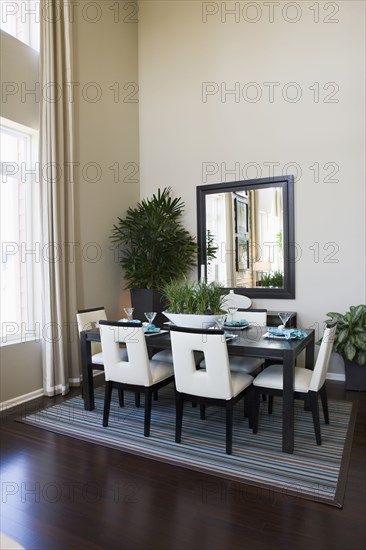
[79,326,315,454]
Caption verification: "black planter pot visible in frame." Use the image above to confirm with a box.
[130,288,168,329]
[344,358,366,391]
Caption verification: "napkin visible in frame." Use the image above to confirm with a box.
[268,327,306,340]
[224,319,249,327]
[143,323,160,333]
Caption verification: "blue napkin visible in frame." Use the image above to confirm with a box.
[224,319,249,327]
[144,324,160,333]
[268,327,306,340]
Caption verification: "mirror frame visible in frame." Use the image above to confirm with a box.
[196,175,295,299]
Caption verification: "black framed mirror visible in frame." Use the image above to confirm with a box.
[196,175,295,299]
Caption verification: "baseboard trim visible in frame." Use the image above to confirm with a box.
[0,388,44,411]
[327,372,345,382]
[0,372,103,411]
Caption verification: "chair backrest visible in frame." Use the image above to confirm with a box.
[76,307,107,355]
[99,321,152,386]
[222,290,252,311]
[170,326,233,400]
[309,320,338,392]
[232,308,267,327]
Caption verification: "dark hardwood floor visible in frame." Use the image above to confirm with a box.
[1,381,365,550]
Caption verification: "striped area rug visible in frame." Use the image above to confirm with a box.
[20,385,356,507]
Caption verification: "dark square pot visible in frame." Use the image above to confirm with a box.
[130,289,168,329]
[345,358,366,391]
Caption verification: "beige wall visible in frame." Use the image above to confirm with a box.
[0,30,39,129]
[73,1,140,319]
[138,1,365,373]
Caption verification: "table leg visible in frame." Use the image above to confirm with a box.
[80,332,95,411]
[282,350,294,454]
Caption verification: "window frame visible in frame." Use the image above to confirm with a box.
[1,116,39,345]
[0,0,40,51]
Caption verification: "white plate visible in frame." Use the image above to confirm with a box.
[263,331,296,340]
[223,323,250,331]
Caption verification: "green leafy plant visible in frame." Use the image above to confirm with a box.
[110,188,197,289]
[206,229,218,266]
[325,305,366,366]
[162,279,225,315]
[261,271,284,288]
[269,270,284,288]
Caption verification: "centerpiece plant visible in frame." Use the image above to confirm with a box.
[162,279,225,315]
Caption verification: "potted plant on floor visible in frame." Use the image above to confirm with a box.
[162,278,226,328]
[325,304,366,391]
[110,188,197,327]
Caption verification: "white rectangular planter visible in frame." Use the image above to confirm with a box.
[163,312,222,329]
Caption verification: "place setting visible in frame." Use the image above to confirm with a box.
[263,312,306,340]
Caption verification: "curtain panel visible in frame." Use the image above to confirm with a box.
[39,0,79,396]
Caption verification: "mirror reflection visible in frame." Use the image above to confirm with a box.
[206,187,284,289]
[197,175,295,299]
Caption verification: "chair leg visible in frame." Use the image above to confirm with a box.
[253,388,261,434]
[319,384,329,424]
[135,392,140,407]
[103,381,113,427]
[118,388,124,407]
[309,391,322,445]
[200,404,206,420]
[268,395,274,415]
[144,389,152,437]
[175,391,183,443]
[225,402,233,455]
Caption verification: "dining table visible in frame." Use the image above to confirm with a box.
[79,325,315,454]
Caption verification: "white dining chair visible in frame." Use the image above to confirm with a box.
[99,321,174,436]
[231,308,267,327]
[76,307,129,405]
[252,320,338,445]
[170,326,253,454]
[76,306,108,366]
[216,309,268,376]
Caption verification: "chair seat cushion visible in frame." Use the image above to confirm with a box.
[200,356,263,375]
[230,372,254,397]
[229,356,264,374]
[92,348,128,365]
[253,364,313,392]
[91,352,104,365]
[149,360,174,384]
[151,349,173,362]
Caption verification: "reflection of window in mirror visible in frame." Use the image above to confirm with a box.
[206,188,284,290]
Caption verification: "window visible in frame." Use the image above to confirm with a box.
[0,0,40,51]
[1,118,39,343]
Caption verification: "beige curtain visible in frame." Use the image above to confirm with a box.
[39,1,79,396]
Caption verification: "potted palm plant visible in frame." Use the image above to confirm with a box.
[110,188,197,327]
[162,279,226,328]
[325,304,366,391]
